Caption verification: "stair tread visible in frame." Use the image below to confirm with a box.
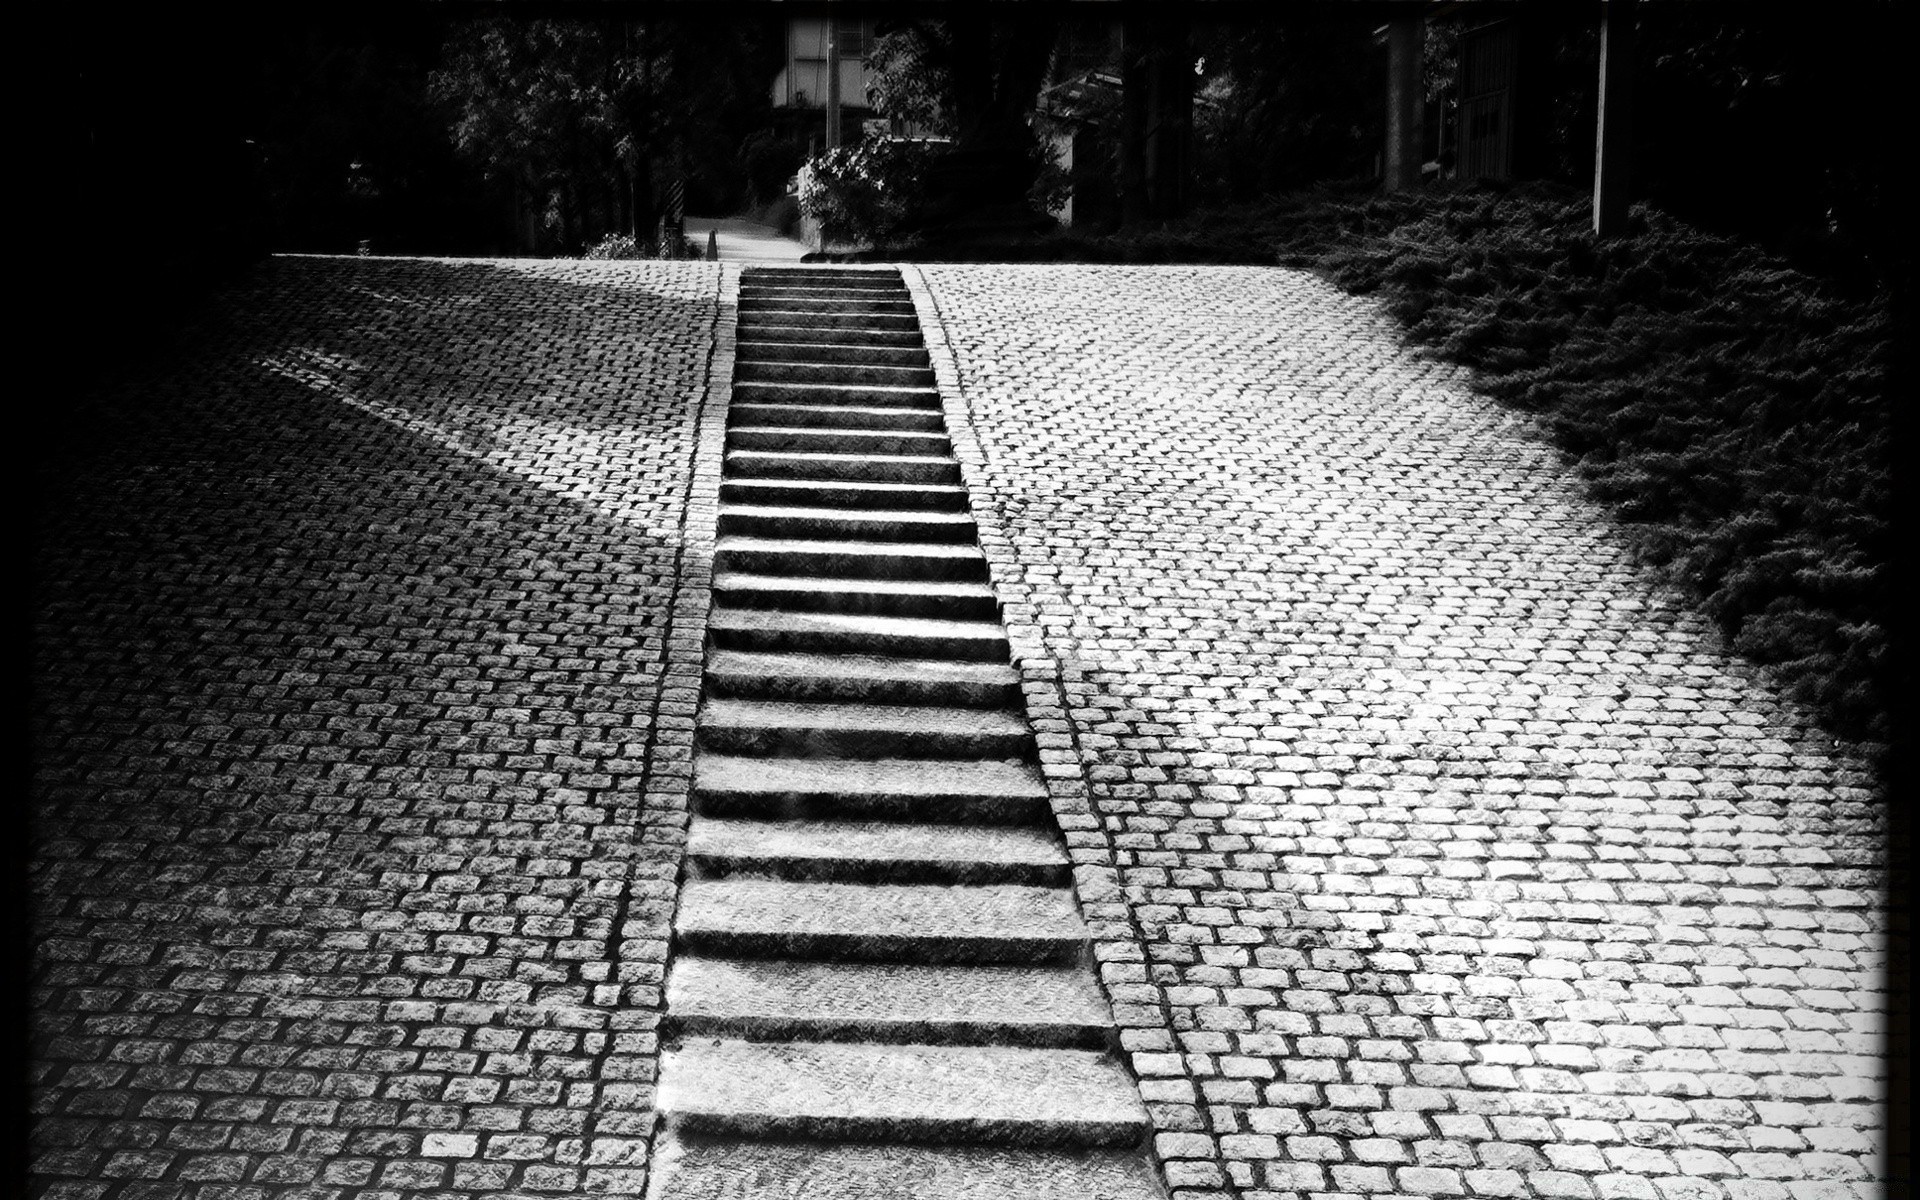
[724,452,960,485]
[708,647,1014,681]
[730,403,943,424]
[721,478,966,498]
[688,817,1065,869]
[646,1136,1164,1200]
[730,381,937,399]
[712,605,1002,639]
[703,651,1018,710]
[701,698,1028,736]
[736,323,923,340]
[717,535,984,559]
[697,754,1045,798]
[721,503,974,525]
[724,451,955,473]
[730,424,949,440]
[666,956,1105,1037]
[715,574,996,601]
[658,1040,1147,1145]
[726,447,950,463]
[675,879,1084,964]
[736,336,920,347]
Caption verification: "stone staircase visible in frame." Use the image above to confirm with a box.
[649,268,1165,1200]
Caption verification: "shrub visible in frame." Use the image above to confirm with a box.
[582,231,701,260]
[798,138,940,249]
[583,233,644,260]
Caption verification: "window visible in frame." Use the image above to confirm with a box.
[834,19,872,59]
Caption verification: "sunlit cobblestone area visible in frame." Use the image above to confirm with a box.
[31,256,721,1197]
[907,264,1886,1200]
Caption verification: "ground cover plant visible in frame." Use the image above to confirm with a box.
[886,182,1897,747]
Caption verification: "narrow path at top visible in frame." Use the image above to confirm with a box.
[684,216,810,263]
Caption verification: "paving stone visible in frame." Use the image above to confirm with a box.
[32,255,723,1196]
[35,255,1888,1198]
[903,263,1887,1200]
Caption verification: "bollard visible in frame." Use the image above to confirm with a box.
[707,230,719,261]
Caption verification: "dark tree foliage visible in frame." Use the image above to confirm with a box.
[1189,12,1383,205]
[863,11,1064,226]
[1417,2,1903,287]
[431,17,780,255]
[865,22,956,137]
[868,12,1061,155]
[252,13,502,256]
[1632,2,1907,289]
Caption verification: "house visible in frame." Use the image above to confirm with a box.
[771,17,881,156]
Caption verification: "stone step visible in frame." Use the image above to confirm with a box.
[720,478,968,512]
[693,754,1049,826]
[731,380,941,408]
[737,288,912,308]
[714,574,998,621]
[731,308,921,332]
[740,274,905,287]
[714,537,986,582]
[728,426,951,457]
[717,504,976,544]
[737,297,918,319]
[742,267,900,282]
[708,606,1008,661]
[686,818,1068,886]
[726,450,958,486]
[736,291,906,301]
[657,1040,1148,1147]
[729,402,945,433]
[705,650,1021,708]
[737,323,924,348]
[736,340,928,368]
[674,879,1085,963]
[698,698,1031,759]
[737,359,935,388]
[646,1137,1165,1200]
[740,277,905,292]
[665,956,1104,1044]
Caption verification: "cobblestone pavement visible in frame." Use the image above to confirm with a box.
[32,258,1887,1200]
[905,265,1886,1200]
[31,256,722,1198]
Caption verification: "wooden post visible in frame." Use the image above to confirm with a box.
[1384,15,1424,191]
[1121,13,1193,224]
[1593,0,1637,236]
[825,20,842,151]
[1145,14,1192,219]
[1119,18,1149,226]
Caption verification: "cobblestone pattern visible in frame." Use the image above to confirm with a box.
[31,255,722,1198]
[905,264,1886,1200]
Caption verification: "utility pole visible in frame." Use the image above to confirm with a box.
[1120,14,1193,224]
[1383,15,1424,192]
[825,20,842,150]
[1593,0,1637,235]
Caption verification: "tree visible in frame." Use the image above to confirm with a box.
[862,10,1064,231]
[431,17,778,254]
[1190,13,1382,204]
